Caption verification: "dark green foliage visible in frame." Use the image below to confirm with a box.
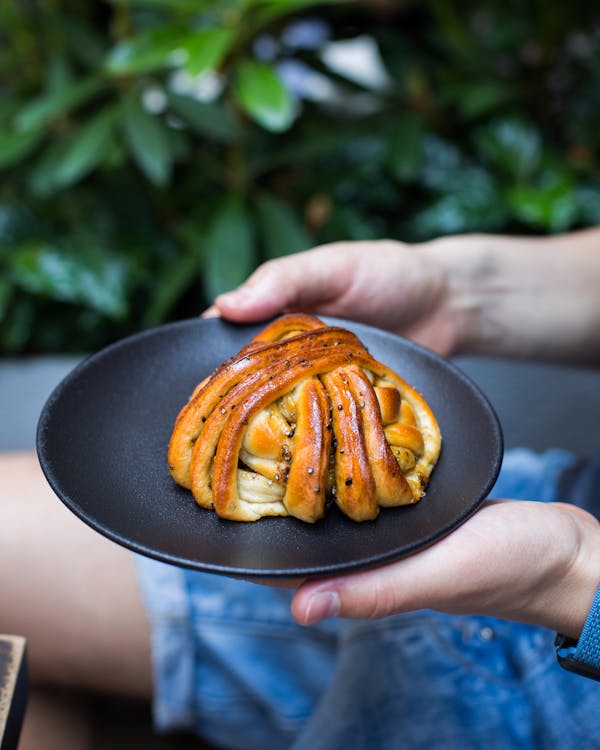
[0,0,598,352]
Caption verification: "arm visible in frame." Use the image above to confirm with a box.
[425,229,600,364]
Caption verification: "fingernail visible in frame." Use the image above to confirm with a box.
[304,591,340,625]
[217,285,256,307]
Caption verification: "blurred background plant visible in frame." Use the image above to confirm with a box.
[0,0,598,353]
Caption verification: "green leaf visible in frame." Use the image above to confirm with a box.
[0,297,35,353]
[429,0,478,61]
[254,193,311,259]
[33,108,117,195]
[54,109,117,187]
[202,197,256,300]
[474,118,542,181]
[0,95,20,127]
[419,135,465,191]
[14,76,105,131]
[576,186,600,225]
[250,0,347,25]
[322,205,381,242]
[46,54,74,92]
[411,170,508,237]
[105,27,185,76]
[144,239,202,326]
[60,16,108,70]
[29,143,69,196]
[387,116,423,183]
[0,276,13,322]
[183,27,233,77]
[455,81,517,120]
[248,127,356,178]
[9,244,129,319]
[121,90,172,186]
[0,128,44,169]
[168,93,241,142]
[107,0,208,9]
[233,60,295,133]
[507,172,579,232]
[0,204,42,246]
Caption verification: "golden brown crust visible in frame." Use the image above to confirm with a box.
[281,377,332,523]
[168,314,442,522]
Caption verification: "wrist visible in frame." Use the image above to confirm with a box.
[419,234,504,357]
[530,511,600,639]
[554,522,600,640]
[421,229,600,362]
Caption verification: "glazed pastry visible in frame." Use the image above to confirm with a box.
[168,314,441,522]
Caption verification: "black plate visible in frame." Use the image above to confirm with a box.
[37,317,503,578]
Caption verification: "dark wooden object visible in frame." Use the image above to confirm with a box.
[0,636,27,750]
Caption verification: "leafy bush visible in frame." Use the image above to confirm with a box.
[1,0,598,353]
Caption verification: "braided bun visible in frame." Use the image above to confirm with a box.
[168,314,441,522]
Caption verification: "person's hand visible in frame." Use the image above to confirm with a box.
[206,231,600,635]
[206,240,466,357]
[291,499,600,640]
[208,229,600,364]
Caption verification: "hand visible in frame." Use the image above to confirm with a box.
[207,240,466,357]
[209,229,600,364]
[291,499,600,639]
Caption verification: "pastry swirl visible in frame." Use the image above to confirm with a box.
[168,314,441,522]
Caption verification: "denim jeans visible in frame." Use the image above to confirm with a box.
[135,449,600,750]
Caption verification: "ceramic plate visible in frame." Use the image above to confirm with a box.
[37,317,503,578]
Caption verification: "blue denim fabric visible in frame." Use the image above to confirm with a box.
[135,449,600,750]
[293,612,600,750]
[135,562,341,748]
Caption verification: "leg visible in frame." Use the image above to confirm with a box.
[0,452,152,707]
[18,688,93,750]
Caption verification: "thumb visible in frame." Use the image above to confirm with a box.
[213,265,289,322]
[213,246,352,323]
